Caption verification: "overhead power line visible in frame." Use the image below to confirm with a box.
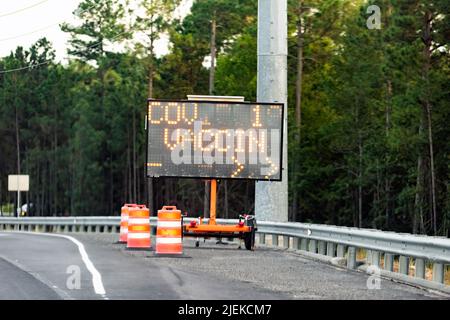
[0,28,137,75]
[0,60,50,74]
[0,23,57,42]
[0,2,100,43]
[0,0,50,18]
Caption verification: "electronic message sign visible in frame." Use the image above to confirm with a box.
[146,99,284,181]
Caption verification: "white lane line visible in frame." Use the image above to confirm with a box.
[8,232,106,297]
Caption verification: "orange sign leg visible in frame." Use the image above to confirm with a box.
[209,179,217,225]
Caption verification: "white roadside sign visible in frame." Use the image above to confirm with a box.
[8,175,29,191]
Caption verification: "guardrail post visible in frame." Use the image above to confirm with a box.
[399,256,410,275]
[95,225,100,233]
[292,237,300,250]
[432,263,444,284]
[337,244,346,258]
[414,258,425,279]
[300,238,309,251]
[371,251,380,267]
[309,240,317,253]
[366,250,372,264]
[283,236,289,249]
[259,233,266,245]
[327,242,336,257]
[384,253,394,272]
[272,234,278,247]
[347,247,357,269]
[318,241,326,255]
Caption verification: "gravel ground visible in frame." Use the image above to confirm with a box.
[72,232,448,300]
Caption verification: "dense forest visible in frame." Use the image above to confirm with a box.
[0,0,449,236]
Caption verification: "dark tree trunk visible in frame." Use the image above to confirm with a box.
[209,17,216,95]
[384,80,392,229]
[147,32,155,215]
[292,1,304,222]
[421,10,437,235]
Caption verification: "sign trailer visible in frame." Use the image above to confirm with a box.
[146,97,284,249]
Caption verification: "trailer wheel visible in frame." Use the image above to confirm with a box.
[244,229,256,251]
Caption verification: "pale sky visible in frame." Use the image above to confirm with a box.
[0,0,193,62]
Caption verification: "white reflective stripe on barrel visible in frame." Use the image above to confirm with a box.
[121,215,129,221]
[120,228,128,233]
[127,233,150,239]
[128,218,149,225]
[156,237,182,244]
[157,221,181,228]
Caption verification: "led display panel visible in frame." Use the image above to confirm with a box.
[146,99,284,181]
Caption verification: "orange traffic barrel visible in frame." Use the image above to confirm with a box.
[156,206,182,255]
[119,204,136,243]
[127,205,151,249]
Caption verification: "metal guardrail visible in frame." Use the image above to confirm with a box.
[0,216,448,288]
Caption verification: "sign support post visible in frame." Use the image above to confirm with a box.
[256,0,289,222]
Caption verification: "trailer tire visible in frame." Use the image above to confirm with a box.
[244,229,255,251]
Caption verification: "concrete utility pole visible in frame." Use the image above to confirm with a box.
[255,0,289,222]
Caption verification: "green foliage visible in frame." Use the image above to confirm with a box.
[61,0,127,62]
[0,0,448,236]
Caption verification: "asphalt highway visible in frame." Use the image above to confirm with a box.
[0,232,447,300]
